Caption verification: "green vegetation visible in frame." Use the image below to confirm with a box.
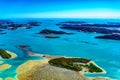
[88,63,103,73]
[49,57,103,73]
[49,57,90,71]
[0,49,11,59]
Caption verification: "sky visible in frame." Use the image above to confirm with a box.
[0,0,120,18]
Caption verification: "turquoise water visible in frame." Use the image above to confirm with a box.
[0,18,120,80]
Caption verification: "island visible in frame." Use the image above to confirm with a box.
[38,29,74,34]
[16,53,110,80]
[0,48,17,59]
[57,21,120,28]
[60,26,120,34]
[95,34,120,40]
[0,20,41,30]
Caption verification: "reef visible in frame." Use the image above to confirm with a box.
[95,34,120,40]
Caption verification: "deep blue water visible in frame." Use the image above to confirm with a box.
[0,18,120,80]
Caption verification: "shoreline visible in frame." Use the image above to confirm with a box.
[16,54,111,80]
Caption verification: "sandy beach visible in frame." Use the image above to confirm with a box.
[5,51,17,59]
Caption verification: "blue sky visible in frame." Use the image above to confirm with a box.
[0,0,120,18]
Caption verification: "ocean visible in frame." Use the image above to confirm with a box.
[0,18,120,80]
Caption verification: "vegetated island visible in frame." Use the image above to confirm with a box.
[16,54,110,80]
[37,29,74,39]
[0,48,17,59]
[0,48,17,71]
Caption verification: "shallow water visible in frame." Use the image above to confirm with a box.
[0,18,120,80]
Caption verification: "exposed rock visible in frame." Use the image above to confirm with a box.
[95,34,120,40]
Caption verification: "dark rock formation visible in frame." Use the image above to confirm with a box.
[0,49,11,59]
[38,29,73,34]
[95,34,120,40]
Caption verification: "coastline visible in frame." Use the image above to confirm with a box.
[16,54,110,80]
[5,50,17,59]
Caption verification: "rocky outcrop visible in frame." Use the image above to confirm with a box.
[95,34,120,40]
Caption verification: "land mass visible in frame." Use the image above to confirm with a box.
[16,54,110,80]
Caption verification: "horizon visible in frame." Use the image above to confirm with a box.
[0,0,120,19]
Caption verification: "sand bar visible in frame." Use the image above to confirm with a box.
[0,64,11,70]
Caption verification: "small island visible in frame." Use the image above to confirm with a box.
[95,34,120,40]
[0,48,17,59]
[38,29,74,34]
